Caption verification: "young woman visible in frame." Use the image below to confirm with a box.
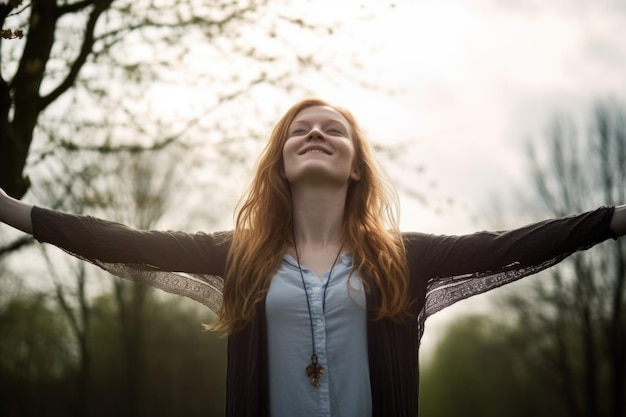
[1,98,625,417]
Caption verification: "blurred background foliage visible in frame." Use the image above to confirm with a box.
[0,291,226,417]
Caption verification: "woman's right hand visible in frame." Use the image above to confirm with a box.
[0,187,34,234]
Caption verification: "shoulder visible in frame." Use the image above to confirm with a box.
[402,231,439,248]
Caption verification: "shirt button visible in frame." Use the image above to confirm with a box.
[313,286,320,292]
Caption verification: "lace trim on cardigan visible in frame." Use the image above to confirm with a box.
[416,253,567,343]
[64,250,225,314]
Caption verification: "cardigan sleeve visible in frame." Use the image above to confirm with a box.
[31,206,230,312]
[405,206,616,320]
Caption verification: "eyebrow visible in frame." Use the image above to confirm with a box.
[290,119,348,128]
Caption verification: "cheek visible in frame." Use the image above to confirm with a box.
[282,137,297,157]
[282,142,291,162]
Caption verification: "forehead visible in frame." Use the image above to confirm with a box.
[291,105,350,126]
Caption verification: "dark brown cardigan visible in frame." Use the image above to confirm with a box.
[32,206,616,416]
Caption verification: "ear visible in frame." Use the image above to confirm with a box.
[350,165,361,181]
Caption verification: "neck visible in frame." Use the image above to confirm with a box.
[290,183,348,249]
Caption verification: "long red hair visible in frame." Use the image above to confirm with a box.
[212,98,410,333]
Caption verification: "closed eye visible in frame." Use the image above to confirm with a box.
[326,129,344,136]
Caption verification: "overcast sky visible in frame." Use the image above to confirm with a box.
[302,0,626,230]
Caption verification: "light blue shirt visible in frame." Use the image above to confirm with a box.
[266,253,371,417]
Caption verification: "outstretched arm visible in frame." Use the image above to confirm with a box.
[410,205,622,320]
[610,204,626,236]
[408,205,619,284]
[0,187,230,275]
[1,188,227,311]
[0,188,33,234]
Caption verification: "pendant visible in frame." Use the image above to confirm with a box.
[306,354,324,387]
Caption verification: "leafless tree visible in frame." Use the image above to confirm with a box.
[502,99,626,417]
[1,0,367,199]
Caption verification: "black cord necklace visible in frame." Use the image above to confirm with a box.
[293,238,343,388]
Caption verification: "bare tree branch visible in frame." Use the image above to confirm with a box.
[41,0,113,109]
[0,235,34,259]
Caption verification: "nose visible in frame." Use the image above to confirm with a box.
[307,128,325,141]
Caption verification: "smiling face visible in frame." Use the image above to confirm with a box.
[282,105,361,187]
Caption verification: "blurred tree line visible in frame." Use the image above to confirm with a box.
[421,100,626,417]
[0,289,227,417]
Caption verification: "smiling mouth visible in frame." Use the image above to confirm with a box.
[299,147,331,155]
